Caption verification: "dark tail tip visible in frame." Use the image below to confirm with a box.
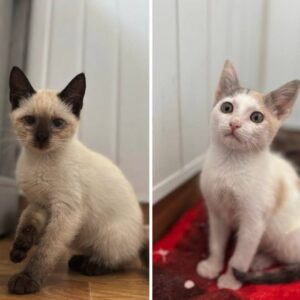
[139,243,149,271]
[233,268,248,282]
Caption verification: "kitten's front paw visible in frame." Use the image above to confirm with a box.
[217,273,242,290]
[10,226,36,263]
[197,258,222,279]
[10,247,27,263]
[8,272,40,294]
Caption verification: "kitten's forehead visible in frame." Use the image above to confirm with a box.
[12,89,73,119]
[224,91,265,114]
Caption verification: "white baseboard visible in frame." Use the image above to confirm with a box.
[153,155,205,204]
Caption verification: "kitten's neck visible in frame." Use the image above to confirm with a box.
[209,138,270,163]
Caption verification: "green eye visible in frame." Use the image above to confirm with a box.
[23,115,35,125]
[220,102,234,114]
[250,111,264,123]
[52,118,65,128]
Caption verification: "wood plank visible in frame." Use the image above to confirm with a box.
[153,173,202,241]
[0,237,148,299]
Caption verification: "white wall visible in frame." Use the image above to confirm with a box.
[0,0,13,124]
[26,0,149,202]
[262,0,300,128]
[154,0,300,203]
[153,0,210,202]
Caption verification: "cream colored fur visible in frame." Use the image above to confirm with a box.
[9,75,144,289]
[16,133,144,267]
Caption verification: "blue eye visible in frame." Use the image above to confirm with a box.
[52,118,65,128]
[23,116,35,125]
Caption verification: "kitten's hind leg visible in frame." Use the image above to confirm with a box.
[68,255,119,276]
[250,253,275,271]
[10,204,47,263]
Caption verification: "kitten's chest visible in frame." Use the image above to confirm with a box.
[201,156,255,224]
[202,158,245,196]
[16,156,57,202]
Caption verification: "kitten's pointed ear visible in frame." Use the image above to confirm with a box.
[58,73,86,117]
[9,66,36,110]
[264,80,300,120]
[215,60,240,104]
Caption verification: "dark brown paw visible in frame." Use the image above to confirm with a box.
[8,273,40,294]
[10,225,36,263]
[139,244,149,269]
[10,248,27,263]
[69,255,116,276]
[68,255,86,271]
[80,259,108,276]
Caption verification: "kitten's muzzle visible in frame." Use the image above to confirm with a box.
[34,130,49,148]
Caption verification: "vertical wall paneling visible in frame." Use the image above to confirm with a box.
[178,0,209,166]
[0,0,14,176]
[80,0,119,159]
[0,0,13,113]
[26,0,53,87]
[153,0,182,200]
[207,0,232,103]
[208,0,264,102]
[26,0,149,202]
[118,0,149,201]
[47,0,85,89]
[262,0,300,128]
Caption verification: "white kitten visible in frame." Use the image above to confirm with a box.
[197,60,300,289]
[8,67,147,294]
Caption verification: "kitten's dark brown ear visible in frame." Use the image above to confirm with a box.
[58,73,86,117]
[9,66,36,110]
[215,60,240,104]
[264,80,300,120]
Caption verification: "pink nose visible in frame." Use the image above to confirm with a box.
[229,121,241,131]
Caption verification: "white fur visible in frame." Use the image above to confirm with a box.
[197,94,300,290]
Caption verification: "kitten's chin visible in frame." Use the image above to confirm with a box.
[216,133,248,151]
[218,134,265,152]
[221,136,244,150]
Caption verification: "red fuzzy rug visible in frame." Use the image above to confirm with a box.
[153,201,300,300]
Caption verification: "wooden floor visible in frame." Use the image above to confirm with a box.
[0,238,149,299]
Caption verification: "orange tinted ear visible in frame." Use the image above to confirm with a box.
[264,80,300,120]
[215,60,240,104]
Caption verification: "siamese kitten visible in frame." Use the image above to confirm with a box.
[197,60,300,289]
[8,67,146,294]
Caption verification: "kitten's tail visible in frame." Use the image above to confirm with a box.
[139,225,149,271]
[233,264,300,284]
